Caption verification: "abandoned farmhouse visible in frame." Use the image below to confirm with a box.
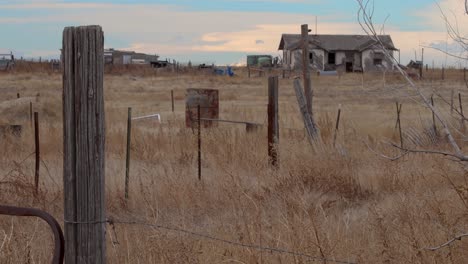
[278,34,397,72]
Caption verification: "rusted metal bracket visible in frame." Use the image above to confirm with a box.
[0,205,64,264]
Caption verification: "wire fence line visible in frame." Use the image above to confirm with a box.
[65,217,357,264]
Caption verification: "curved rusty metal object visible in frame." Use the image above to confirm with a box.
[0,205,64,264]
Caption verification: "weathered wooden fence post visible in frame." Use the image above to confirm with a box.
[125,107,132,200]
[34,112,40,194]
[301,24,312,115]
[431,95,437,136]
[333,106,341,148]
[442,67,445,80]
[451,89,455,115]
[294,78,319,142]
[198,104,202,180]
[62,25,106,264]
[17,93,20,99]
[420,48,424,79]
[268,76,279,168]
[460,93,465,131]
[171,90,175,112]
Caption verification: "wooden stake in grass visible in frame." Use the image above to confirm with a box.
[17,93,20,99]
[125,107,132,200]
[431,95,438,136]
[171,90,175,112]
[198,104,202,180]
[62,25,106,264]
[460,93,465,131]
[34,112,40,194]
[420,48,424,79]
[268,76,279,168]
[333,105,341,148]
[451,89,455,115]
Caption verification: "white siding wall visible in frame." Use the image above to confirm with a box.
[336,52,346,65]
[312,49,325,70]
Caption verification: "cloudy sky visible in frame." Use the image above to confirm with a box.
[0,0,467,66]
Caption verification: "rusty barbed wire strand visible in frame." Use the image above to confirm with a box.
[114,219,357,264]
[0,151,35,182]
[63,217,356,264]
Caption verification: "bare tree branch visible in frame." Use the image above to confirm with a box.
[390,143,468,161]
[434,2,468,57]
[363,140,409,161]
[356,0,468,162]
[433,92,468,122]
[425,233,468,251]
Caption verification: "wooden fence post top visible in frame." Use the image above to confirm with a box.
[62,25,106,264]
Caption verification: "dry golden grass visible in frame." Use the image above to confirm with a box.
[1,68,468,263]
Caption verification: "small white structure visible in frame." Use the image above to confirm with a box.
[132,113,161,123]
[278,34,397,72]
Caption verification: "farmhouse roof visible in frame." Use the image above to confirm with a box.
[278,34,397,52]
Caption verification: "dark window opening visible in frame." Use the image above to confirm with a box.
[328,52,336,64]
[309,52,313,64]
[374,58,383,65]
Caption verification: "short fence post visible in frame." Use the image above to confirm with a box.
[34,112,40,194]
[17,93,20,99]
[62,25,106,264]
[333,106,341,147]
[171,90,175,112]
[125,107,132,200]
[451,89,455,115]
[442,67,445,80]
[460,93,465,131]
[420,48,424,79]
[268,76,279,168]
[198,105,202,180]
[431,95,437,136]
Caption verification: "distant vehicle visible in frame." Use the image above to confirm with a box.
[150,60,171,68]
[247,55,273,68]
[0,53,14,71]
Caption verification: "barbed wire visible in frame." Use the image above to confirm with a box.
[108,218,357,264]
[0,151,35,183]
[65,217,356,264]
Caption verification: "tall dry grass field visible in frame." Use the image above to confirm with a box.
[1,68,468,263]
